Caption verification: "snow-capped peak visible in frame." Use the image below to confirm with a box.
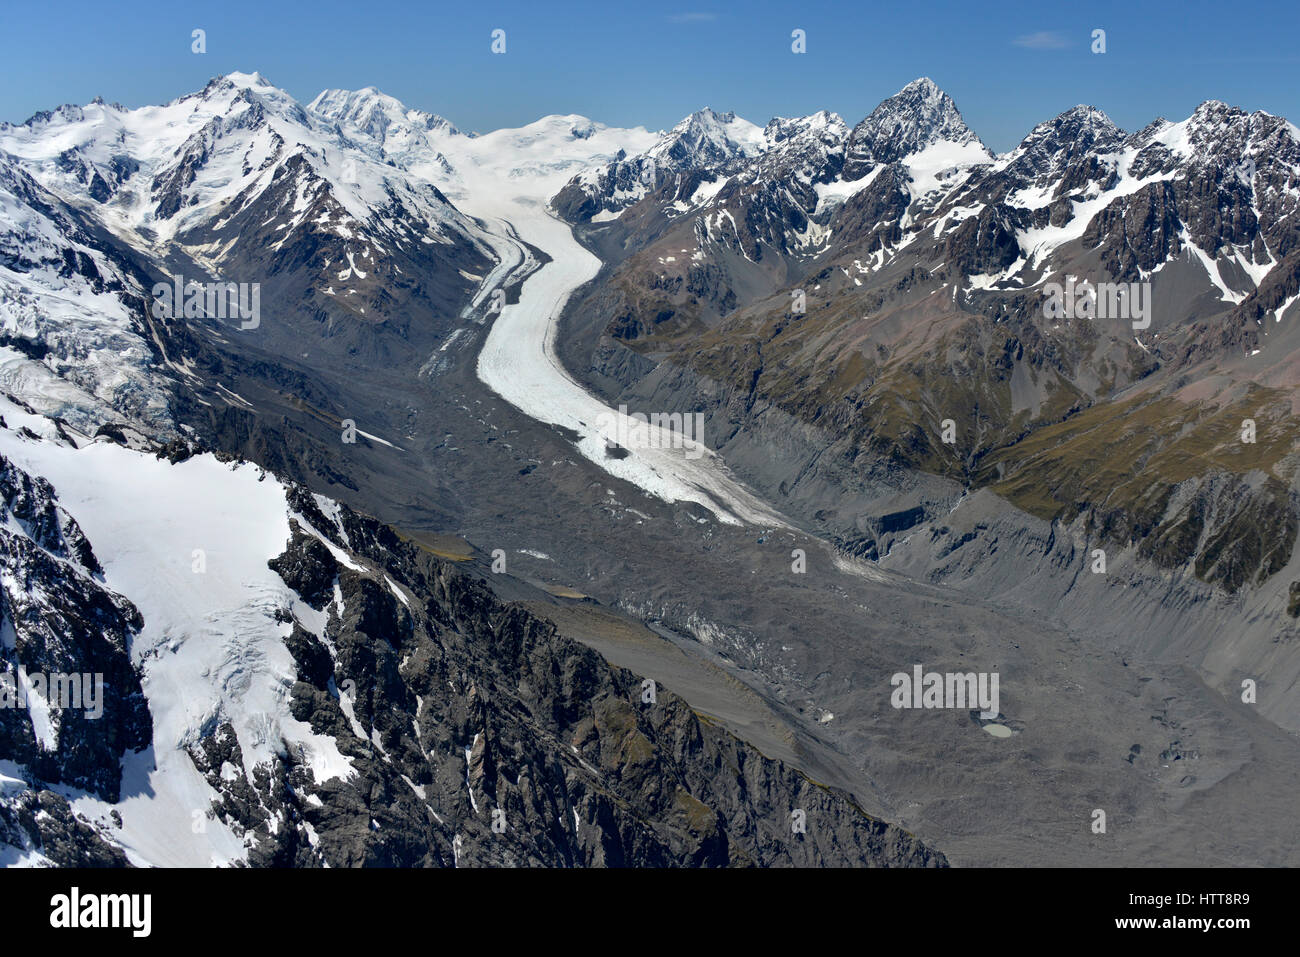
[763,110,848,147]
[548,107,760,221]
[193,71,307,120]
[309,86,461,140]
[211,70,273,89]
[999,104,1125,175]
[846,77,988,169]
[648,107,766,170]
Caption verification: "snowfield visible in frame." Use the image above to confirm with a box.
[0,399,353,866]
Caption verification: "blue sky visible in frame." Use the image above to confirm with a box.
[2,0,1297,151]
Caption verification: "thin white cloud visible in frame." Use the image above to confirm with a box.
[1013,31,1070,50]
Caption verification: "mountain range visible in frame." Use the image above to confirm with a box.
[0,72,1296,867]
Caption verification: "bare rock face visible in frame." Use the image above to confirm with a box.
[0,453,151,803]
[0,789,129,867]
[189,495,944,868]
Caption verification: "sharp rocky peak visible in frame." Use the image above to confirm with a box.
[650,107,765,168]
[1014,104,1125,157]
[846,77,985,168]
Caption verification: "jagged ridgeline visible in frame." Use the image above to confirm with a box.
[2,66,1298,870]
[557,80,1300,597]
